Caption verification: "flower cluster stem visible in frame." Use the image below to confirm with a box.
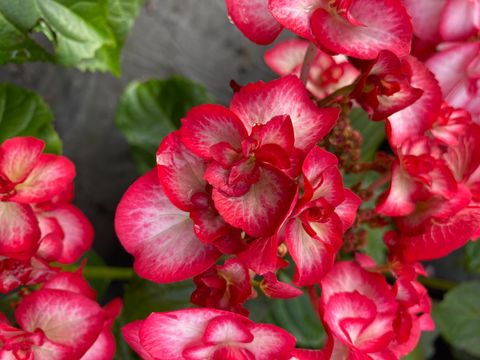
[64,265,135,280]
[300,42,318,85]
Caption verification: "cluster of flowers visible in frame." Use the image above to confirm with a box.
[0,137,92,292]
[115,0,480,359]
[0,137,120,359]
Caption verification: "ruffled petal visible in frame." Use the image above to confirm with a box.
[156,132,208,211]
[310,0,412,59]
[230,76,339,151]
[180,104,247,159]
[212,165,296,237]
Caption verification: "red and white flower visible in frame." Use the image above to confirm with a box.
[123,308,296,360]
[226,0,413,59]
[265,39,359,99]
[320,261,398,358]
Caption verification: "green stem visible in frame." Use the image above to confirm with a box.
[63,265,135,280]
[300,42,318,84]
[418,276,457,292]
[316,83,356,107]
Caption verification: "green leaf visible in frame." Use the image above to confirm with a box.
[0,291,20,324]
[350,107,386,161]
[78,250,111,300]
[361,226,387,264]
[248,288,326,349]
[0,83,62,153]
[116,77,214,174]
[402,329,438,360]
[464,240,480,273]
[113,312,140,360]
[77,0,144,76]
[122,276,195,323]
[432,282,480,357]
[0,0,142,75]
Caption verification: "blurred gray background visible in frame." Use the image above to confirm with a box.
[0,0,276,266]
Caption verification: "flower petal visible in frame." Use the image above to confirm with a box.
[122,321,155,360]
[0,137,44,183]
[264,38,310,75]
[139,309,218,359]
[212,165,296,237]
[0,202,39,260]
[43,205,94,264]
[9,154,75,204]
[156,132,208,211]
[230,76,339,151]
[440,0,478,41]
[310,0,412,59]
[387,56,442,149]
[285,214,343,286]
[16,288,104,358]
[180,104,247,159]
[397,207,480,262]
[226,0,284,44]
[115,169,221,283]
[268,0,320,40]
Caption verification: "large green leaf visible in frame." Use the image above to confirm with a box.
[0,0,143,75]
[350,107,386,161]
[464,240,480,273]
[0,83,62,153]
[116,77,214,174]
[432,282,480,357]
[122,276,195,323]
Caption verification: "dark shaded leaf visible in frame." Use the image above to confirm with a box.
[0,83,62,153]
[464,240,480,273]
[116,77,213,173]
[350,107,386,161]
[432,282,480,357]
[122,275,194,323]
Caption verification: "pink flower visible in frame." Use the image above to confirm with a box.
[115,76,339,283]
[427,42,480,124]
[191,259,256,315]
[320,261,398,357]
[180,76,338,237]
[285,148,361,285]
[0,137,93,292]
[402,0,480,44]
[353,51,423,121]
[0,137,75,260]
[264,39,359,99]
[385,56,443,149]
[0,256,55,294]
[378,122,480,262]
[0,284,105,359]
[260,272,304,299]
[226,0,413,59]
[123,308,296,360]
